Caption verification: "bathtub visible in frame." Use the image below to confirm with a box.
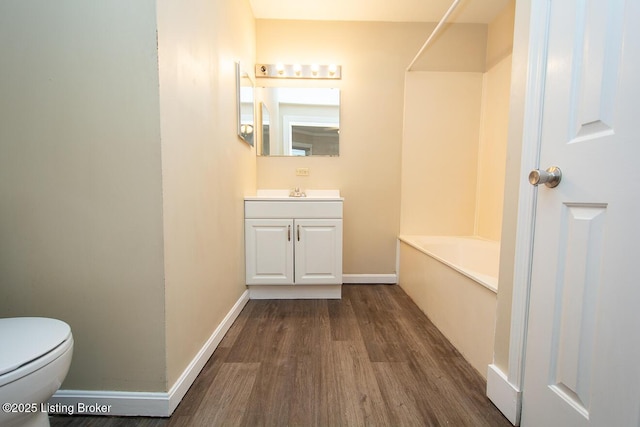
[399,235,499,292]
[397,235,500,378]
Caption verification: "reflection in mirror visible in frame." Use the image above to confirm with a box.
[261,102,271,154]
[236,62,255,146]
[257,88,339,156]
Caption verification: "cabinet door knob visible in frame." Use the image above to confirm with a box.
[288,225,291,241]
[297,224,300,241]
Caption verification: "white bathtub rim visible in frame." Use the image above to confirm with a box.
[398,235,499,293]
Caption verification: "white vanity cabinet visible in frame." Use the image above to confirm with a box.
[244,194,343,299]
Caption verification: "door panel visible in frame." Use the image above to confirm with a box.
[548,203,606,417]
[567,1,623,142]
[521,0,640,425]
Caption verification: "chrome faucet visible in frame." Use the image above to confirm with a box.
[289,187,306,197]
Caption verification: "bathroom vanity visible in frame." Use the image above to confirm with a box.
[244,190,343,299]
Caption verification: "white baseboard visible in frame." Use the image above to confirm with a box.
[166,289,250,414]
[49,290,250,417]
[486,364,521,425]
[342,274,397,284]
[47,390,169,417]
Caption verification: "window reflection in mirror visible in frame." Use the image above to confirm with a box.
[261,102,271,154]
[257,87,339,156]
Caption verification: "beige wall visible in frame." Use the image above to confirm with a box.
[486,1,516,70]
[157,0,256,387]
[256,20,487,275]
[0,0,256,393]
[0,1,167,391]
[410,24,488,72]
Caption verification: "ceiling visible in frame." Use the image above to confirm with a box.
[249,0,511,24]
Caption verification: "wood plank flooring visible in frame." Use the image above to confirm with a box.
[50,285,511,426]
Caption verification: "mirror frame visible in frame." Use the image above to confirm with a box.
[236,62,255,146]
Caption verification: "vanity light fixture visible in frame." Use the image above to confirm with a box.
[255,63,342,79]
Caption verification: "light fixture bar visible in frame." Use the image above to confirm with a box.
[255,64,342,79]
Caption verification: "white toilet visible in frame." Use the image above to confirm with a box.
[0,317,73,427]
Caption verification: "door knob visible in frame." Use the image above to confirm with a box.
[529,166,562,188]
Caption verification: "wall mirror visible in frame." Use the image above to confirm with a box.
[257,87,340,156]
[236,62,255,146]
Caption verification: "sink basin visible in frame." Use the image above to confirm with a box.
[249,189,341,200]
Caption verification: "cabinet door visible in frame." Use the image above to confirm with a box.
[294,219,342,285]
[245,219,293,285]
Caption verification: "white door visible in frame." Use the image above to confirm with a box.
[521,1,640,426]
[294,219,343,285]
[245,219,294,285]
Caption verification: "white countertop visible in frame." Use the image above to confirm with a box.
[245,189,343,201]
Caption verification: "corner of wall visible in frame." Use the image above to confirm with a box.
[157,0,256,389]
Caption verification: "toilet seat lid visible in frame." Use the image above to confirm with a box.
[0,317,72,376]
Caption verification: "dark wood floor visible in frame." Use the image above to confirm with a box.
[51,285,511,426]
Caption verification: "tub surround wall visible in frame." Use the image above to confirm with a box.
[401,66,509,240]
[475,1,515,242]
[475,55,512,241]
[0,0,256,408]
[400,2,514,241]
[256,20,487,277]
[400,72,484,236]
